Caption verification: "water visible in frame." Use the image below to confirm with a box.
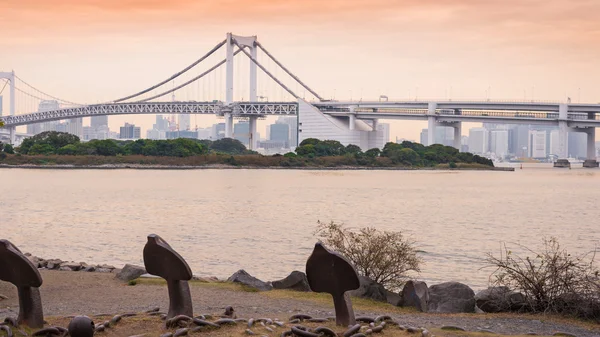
[1,165,599,290]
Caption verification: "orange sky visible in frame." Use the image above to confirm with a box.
[1,0,599,140]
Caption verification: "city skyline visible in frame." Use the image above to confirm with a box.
[1,0,599,141]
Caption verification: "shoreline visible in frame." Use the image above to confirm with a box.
[0,163,515,171]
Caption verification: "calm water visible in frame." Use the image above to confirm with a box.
[1,166,599,290]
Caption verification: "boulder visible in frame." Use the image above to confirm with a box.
[349,275,387,302]
[82,266,96,272]
[400,280,429,312]
[61,262,82,271]
[116,264,147,282]
[427,282,475,313]
[27,256,42,268]
[59,266,73,271]
[46,259,63,269]
[96,268,112,273]
[271,271,311,292]
[227,270,272,291]
[385,289,402,306]
[475,287,528,313]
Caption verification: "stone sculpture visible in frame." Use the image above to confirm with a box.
[305,242,360,326]
[0,239,44,328]
[143,234,193,319]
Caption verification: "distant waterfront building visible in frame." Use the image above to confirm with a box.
[27,100,61,135]
[178,114,191,131]
[211,123,226,140]
[146,129,166,140]
[91,116,108,130]
[197,127,211,140]
[528,130,547,158]
[166,130,198,139]
[468,128,488,154]
[549,130,560,157]
[119,123,141,139]
[234,121,250,145]
[419,127,453,146]
[461,136,469,152]
[568,132,587,159]
[269,123,290,148]
[490,130,509,158]
[275,116,298,147]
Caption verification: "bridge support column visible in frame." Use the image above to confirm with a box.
[9,71,15,116]
[224,113,233,138]
[453,122,462,151]
[371,119,378,132]
[9,126,15,145]
[427,103,437,146]
[226,33,234,104]
[583,128,598,168]
[248,116,258,150]
[249,41,257,102]
[554,103,570,168]
[348,114,356,130]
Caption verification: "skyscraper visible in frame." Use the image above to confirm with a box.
[178,114,191,131]
[490,130,509,158]
[234,122,250,145]
[275,116,298,147]
[269,123,290,148]
[120,123,141,139]
[91,116,108,129]
[528,130,547,158]
[468,128,488,154]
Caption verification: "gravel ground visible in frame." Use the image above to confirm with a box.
[1,270,598,337]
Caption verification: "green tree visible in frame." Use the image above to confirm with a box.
[299,138,321,147]
[210,138,247,154]
[56,144,78,155]
[28,143,55,155]
[295,144,316,157]
[3,144,14,154]
[89,139,122,156]
[345,144,362,156]
[364,148,381,158]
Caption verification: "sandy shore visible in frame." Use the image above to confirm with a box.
[0,270,597,336]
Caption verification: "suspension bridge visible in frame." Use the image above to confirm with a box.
[1,33,599,166]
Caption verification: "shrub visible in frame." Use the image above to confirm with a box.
[449,161,457,169]
[314,221,421,291]
[3,144,14,154]
[485,237,600,321]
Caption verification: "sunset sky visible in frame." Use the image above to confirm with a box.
[1,0,599,140]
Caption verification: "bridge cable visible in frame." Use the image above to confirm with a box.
[233,40,300,100]
[255,41,323,101]
[115,39,227,103]
[0,79,8,95]
[137,47,245,102]
[14,75,82,106]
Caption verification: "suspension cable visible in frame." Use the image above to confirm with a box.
[233,40,300,100]
[14,75,82,105]
[255,41,323,101]
[137,48,244,102]
[0,79,8,95]
[115,39,227,103]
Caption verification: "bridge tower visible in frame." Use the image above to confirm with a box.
[0,71,16,144]
[225,33,259,150]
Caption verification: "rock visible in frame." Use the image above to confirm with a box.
[61,262,82,271]
[227,270,272,291]
[271,271,310,292]
[82,266,96,272]
[59,266,73,271]
[46,259,63,269]
[400,280,429,312]
[385,289,402,306]
[96,268,112,273]
[116,264,146,282]
[349,275,387,302]
[427,282,475,313]
[27,256,42,268]
[98,264,116,270]
[475,286,527,313]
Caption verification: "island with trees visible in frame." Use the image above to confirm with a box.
[0,131,501,170]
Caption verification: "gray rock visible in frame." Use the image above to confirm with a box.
[82,266,96,272]
[427,282,475,313]
[116,264,147,282]
[271,271,310,292]
[61,262,82,271]
[385,289,402,306]
[26,256,42,268]
[400,280,429,312]
[59,266,73,271]
[475,286,528,313]
[227,270,272,291]
[96,268,112,273]
[349,275,387,302]
[46,259,63,269]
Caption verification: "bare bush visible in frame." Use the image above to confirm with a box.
[314,221,421,291]
[486,237,600,321]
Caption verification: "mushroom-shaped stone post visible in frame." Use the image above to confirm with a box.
[305,242,360,326]
[143,234,193,319]
[0,239,44,328]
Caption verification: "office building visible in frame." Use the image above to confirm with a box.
[269,123,290,148]
[119,123,141,139]
[211,123,226,140]
[468,128,488,154]
[490,130,509,158]
[234,122,250,145]
[275,116,298,148]
[178,114,191,131]
[568,132,587,159]
[528,130,547,158]
[166,130,198,139]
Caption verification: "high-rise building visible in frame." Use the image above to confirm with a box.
[120,123,141,139]
[234,122,249,145]
[146,129,166,140]
[509,125,530,157]
[490,130,509,158]
[275,116,298,147]
[166,130,198,139]
[468,128,488,154]
[269,123,290,148]
[67,118,83,138]
[549,130,560,156]
[419,127,453,146]
[90,116,108,129]
[211,123,226,140]
[528,130,547,158]
[178,114,191,131]
[419,129,428,146]
[154,115,170,131]
[27,100,61,135]
[197,127,211,140]
[568,132,587,159]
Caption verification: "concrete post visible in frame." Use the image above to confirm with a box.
[226,33,234,104]
[348,106,356,131]
[453,122,462,151]
[224,113,233,138]
[372,119,378,132]
[9,126,15,145]
[558,104,569,159]
[248,116,257,150]
[587,128,596,159]
[427,102,437,146]
[249,41,257,102]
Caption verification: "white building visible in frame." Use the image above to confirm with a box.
[146,129,166,140]
[549,130,560,156]
[297,100,389,150]
[490,130,509,158]
[468,128,488,154]
[178,114,191,131]
[528,130,547,158]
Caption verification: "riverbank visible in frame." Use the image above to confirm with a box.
[0,163,514,171]
[0,271,597,337]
